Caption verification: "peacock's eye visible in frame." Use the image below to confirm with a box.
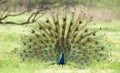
[33,42,37,45]
[23,42,26,45]
[29,38,32,42]
[40,40,43,43]
[31,30,35,33]
[62,25,65,29]
[46,20,49,23]
[48,26,51,30]
[70,22,73,26]
[55,21,58,25]
[35,34,39,38]
[93,33,96,36]
[43,34,46,37]
[45,40,49,42]
[39,26,42,30]
[28,45,31,48]
[101,46,104,50]
[95,41,98,45]
[79,21,82,24]
[63,18,66,21]
[84,29,88,33]
[23,50,26,53]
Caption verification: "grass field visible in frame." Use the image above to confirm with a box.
[0,19,120,73]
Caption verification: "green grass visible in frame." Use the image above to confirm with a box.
[0,19,120,73]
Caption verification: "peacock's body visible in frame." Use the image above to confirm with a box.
[20,11,108,68]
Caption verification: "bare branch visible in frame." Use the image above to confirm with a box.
[0,10,44,25]
[0,11,25,20]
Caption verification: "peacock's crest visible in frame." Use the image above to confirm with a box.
[19,10,109,68]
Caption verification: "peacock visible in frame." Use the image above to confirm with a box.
[59,50,65,66]
[19,10,109,68]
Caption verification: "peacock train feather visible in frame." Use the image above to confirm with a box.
[19,11,109,68]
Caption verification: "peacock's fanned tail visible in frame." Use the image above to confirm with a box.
[20,11,108,68]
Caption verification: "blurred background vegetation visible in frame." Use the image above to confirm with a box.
[0,0,120,21]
